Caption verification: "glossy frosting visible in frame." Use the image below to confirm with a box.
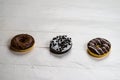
[10,34,35,50]
[87,38,111,55]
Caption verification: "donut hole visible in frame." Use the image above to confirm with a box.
[19,37,28,43]
[96,45,101,48]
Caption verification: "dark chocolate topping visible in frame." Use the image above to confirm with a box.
[11,34,35,50]
[87,38,111,55]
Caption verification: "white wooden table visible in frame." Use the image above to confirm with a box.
[0,0,120,80]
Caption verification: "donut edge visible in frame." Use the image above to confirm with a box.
[87,48,111,58]
[10,44,34,53]
[50,45,72,54]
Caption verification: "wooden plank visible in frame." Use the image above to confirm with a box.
[0,0,120,80]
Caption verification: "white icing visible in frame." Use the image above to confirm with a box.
[98,47,104,53]
[88,46,100,55]
[50,36,72,53]
[103,44,109,49]
[97,39,101,44]
[102,47,108,52]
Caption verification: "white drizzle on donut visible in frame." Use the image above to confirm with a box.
[88,38,111,55]
[88,46,100,55]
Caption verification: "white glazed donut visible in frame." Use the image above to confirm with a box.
[50,35,72,54]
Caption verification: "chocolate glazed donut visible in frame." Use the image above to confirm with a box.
[87,38,111,58]
[10,34,35,52]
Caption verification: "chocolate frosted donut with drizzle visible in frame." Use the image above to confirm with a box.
[87,38,111,58]
[50,35,72,54]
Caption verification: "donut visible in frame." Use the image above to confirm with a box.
[87,38,111,58]
[50,35,72,54]
[10,34,35,52]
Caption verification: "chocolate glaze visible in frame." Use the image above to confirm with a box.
[10,34,35,50]
[87,38,111,55]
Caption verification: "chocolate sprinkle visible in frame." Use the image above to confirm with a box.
[50,35,72,54]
